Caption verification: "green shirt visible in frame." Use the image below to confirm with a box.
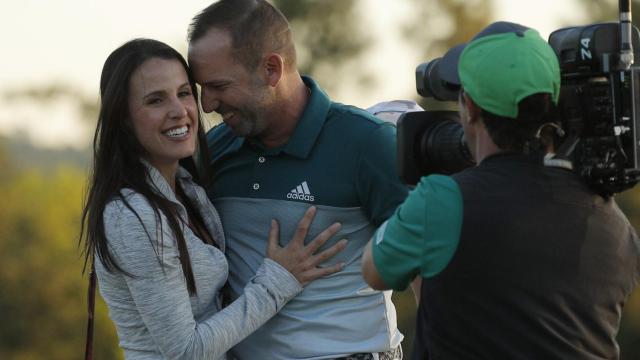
[372,174,463,290]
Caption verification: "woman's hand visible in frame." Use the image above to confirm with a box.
[267,206,347,286]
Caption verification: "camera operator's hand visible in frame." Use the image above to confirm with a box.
[267,206,347,286]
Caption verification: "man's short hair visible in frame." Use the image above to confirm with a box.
[472,93,558,152]
[439,21,560,118]
[188,0,297,71]
[441,21,562,152]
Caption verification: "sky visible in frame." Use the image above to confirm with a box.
[0,0,590,149]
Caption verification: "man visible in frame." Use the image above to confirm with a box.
[362,21,640,359]
[187,1,407,359]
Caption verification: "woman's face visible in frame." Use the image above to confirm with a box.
[128,57,198,175]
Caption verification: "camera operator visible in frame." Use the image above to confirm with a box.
[362,21,640,359]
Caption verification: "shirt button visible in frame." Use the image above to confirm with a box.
[258,156,266,163]
[253,183,260,190]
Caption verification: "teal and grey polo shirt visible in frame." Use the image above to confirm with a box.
[206,76,408,359]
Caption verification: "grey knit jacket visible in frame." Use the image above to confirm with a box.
[95,162,302,359]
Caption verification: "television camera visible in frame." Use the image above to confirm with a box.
[398,0,640,196]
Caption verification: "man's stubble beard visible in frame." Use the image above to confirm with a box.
[243,83,274,139]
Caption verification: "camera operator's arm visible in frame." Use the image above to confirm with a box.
[362,175,462,292]
[362,243,421,303]
[362,240,388,289]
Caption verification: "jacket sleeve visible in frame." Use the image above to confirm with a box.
[103,194,302,360]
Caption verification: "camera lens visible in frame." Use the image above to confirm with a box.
[415,59,460,101]
[419,117,474,174]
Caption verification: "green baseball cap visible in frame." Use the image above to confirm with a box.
[441,21,561,118]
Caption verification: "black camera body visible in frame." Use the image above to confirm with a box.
[397,55,472,185]
[398,21,640,195]
[549,22,640,195]
[397,110,474,185]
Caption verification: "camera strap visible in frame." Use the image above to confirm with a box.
[84,263,96,360]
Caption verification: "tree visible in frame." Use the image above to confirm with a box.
[403,0,494,60]
[3,83,98,125]
[402,0,494,108]
[273,0,374,94]
[0,164,121,359]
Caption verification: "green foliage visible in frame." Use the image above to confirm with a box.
[0,141,13,182]
[0,134,90,171]
[392,289,418,355]
[402,0,493,108]
[274,0,494,100]
[0,156,120,359]
[273,0,373,94]
[3,83,98,125]
[403,0,494,60]
[274,0,370,70]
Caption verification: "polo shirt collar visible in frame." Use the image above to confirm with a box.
[278,76,331,158]
[242,76,331,158]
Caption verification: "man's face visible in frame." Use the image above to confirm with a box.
[458,91,477,160]
[189,29,272,137]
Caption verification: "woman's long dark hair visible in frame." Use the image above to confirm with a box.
[80,38,210,296]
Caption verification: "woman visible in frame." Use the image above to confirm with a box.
[80,38,345,359]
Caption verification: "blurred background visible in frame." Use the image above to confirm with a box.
[1,0,639,358]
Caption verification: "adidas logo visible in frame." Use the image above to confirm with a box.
[286,181,315,202]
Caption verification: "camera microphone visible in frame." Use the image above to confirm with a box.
[619,0,634,69]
